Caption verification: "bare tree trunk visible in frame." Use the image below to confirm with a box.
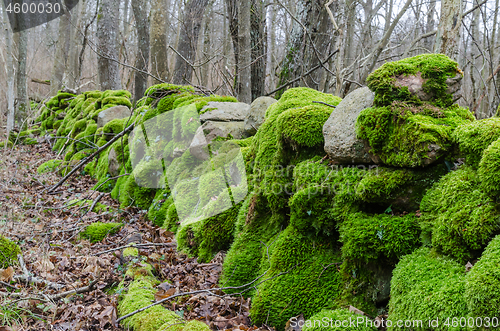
[238,0,252,103]
[97,0,121,90]
[132,0,150,102]
[5,26,15,134]
[225,0,240,92]
[250,0,266,100]
[424,0,436,51]
[267,3,277,91]
[66,0,87,90]
[150,0,170,84]
[15,28,28,130]
[277,0,333,95]
[50,11,71,95]
[172,0,210,84]
[434,0,463,59]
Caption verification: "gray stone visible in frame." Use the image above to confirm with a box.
[323,87,375,164]
[108,148,120,177]
[244,96,277,135]
[189,122,249,161]
[394,72,463,103]
[199,102,249,123]
[189,126,210,161]
[97,105,131,128]
[202,121,248,142]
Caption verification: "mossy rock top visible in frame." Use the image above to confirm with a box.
[356,103,474,167]
[367,54,462,108]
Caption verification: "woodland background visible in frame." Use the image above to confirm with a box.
[0,0,499,133]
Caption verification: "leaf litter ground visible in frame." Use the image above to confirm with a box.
[0,142,267,331]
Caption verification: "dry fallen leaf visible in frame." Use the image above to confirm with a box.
[0,266,14,282]
[33,257,55,272]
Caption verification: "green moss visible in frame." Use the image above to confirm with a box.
[0,140,14,148]
[123,247,139,257]
[367,54,461,107]
[339,212,421,263]
[103,118,127,140]
[147,189,172,227]
[250,226,342,330]
[303,309,377,331]
[420,166,500,261]
[388,247,467,330]
[0,235,21,268]
[478,137,500,196]
[53,119,63,130]
[119,174,156,210]
[180,320,210,331]
[356,103,474,167]
[23,137,38,145]
[465,234,500,318]
[101,96,132,108]
[276,104,333,148]
[453,117,500,167]
[177,202,243,262]
[163,200,179,232]
[37,159,64,174]
[102,89,132,99]
[355,164,447,211]
[220,194,283,297]
[80,222,123,243]
[290,160,365,236]
[85,91,102,99]
[75,122,97,151]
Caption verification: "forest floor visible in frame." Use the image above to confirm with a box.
[0,141,261,331]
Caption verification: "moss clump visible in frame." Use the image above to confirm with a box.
[103,118,127,140]
[478,138,500,196]
[465,235,500,318]
[0,140,14,148]
[123,247,139,257]
[453,117,500,167]
[420,166,500,261]
[0,235,21,268]
[303,309,377,331]
[276,104,333,148]
[80,222,123,243]
[339,212,421,264]
[101,96,132,108]
[37,159,64,174]
[355,164,446,211]
[289,162,365,236]
[388,247,467,330]
[356,103,474,167]
[367,54,461,107]
[250,226,342,330]
[147,189,171,227]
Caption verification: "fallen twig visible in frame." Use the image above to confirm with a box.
[48,123,135,193]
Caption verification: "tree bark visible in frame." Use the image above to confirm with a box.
[15,13,29,130]
[132,0,150,102]
[172,0,210,84]
[150,0,170,84]
[434,0,463,59]
[424,0,436,51]
[225,0,240,92]
[66,0,87,90]
[5,26,15,134]
[50,11,71,95]
[237,0,252,103]
[250,0,266,100]
[97,0,121,90]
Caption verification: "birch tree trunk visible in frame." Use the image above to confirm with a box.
[237,0,252,103]
[150,0,170,84]
[132,0,150,102]
[434,0,462,59]
[172,0,210,84]
[97,0,121,90]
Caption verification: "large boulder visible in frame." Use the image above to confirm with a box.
[323,87,375,164]
[244,96,277,135]
[199,102,249,123]
[97,105,131,128]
